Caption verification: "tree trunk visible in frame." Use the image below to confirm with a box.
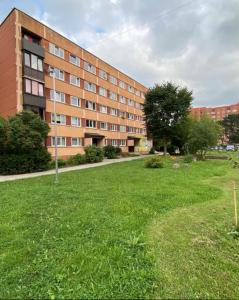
[163,142,167,156]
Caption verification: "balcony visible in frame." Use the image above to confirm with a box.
[23,66,44,82]
[22,39,45,58]
[23,93,46,109]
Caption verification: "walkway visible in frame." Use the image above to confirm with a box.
[0,155,146,183]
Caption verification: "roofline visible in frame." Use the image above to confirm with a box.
[1,7,148,90]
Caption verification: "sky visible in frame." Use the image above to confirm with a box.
[0,0,239,107]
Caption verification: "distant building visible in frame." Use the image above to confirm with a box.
[191,102,239,121]
[0,8,151,159]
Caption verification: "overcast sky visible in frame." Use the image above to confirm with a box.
[1,0,239,107]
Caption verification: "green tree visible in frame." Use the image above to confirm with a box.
[0,111,51,174]
[188,115,222,159]
[144,82,193,155]
[220,114,239,144]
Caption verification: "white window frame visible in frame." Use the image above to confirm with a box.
[100,105,107,114]
[51,113,66,125]
[119,81,126,89]
[84,61,96,74]
[50,67,64,81]
[111,108,118,116]
[109,75,117,85]
[119,95,126,104]
[86,100,96,111]
[109,91,117,101]
[100,122,108,130]
[84,81,96,93]
[51,137,66,147]
[86,119,97,128]
[120,139,126,146]
[49,43,64,59]
[128,99,134,107]
[70,74,80,87]
[99,69,107,80]
[120,125,126,132]
[69,54,80,66]
[111,124,117,131]
[99,87,107,97]
[71,137,81,147]
[128,85,134,93]
[50,90,65,103]
[71,116,81,127]
[70,96,81,107]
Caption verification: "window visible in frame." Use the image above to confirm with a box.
[24,53,30,67]
[120,125,126,132]
[86,100,96,111]
[69,54,80,66]
[119,81,126,89]
[120,140,126,146]
[72,137,81,147]
[99,69,107,80]
[25,78,31,93]
[50,67,64,81]
[86,119,97,128]
[84,62,96,74]
[109,75,117,85]
[128,113,134,120]
[100,105,107,114]
[128,85,134,93]
[111,124,117,131]
[111,139,118,146]
[135,102,140,109]
[84,81,96,93]
[111,108,118,116]
[24,78,44,97]
[24,53,43,71]
[109,91,117,101]
[141,92,145,99]
[140,104,144,110]
[135,90,140,96]
[70,75,80,86]
[51,113,66,125]
[71,116,81,127]
[128,126,135,133]
[128,99,134,107]
[99,87,107,97]
[119,95,126,104]
[70,96,80,107]
[50,90,65,103]
[51,137,66,147]
[100,122,108,130]
[120,111,126,118]
[49,43,64,59]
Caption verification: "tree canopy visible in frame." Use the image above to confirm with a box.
[220,114,239,144]
[143,82,193,154]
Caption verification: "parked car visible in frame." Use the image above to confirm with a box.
[226,145,235,151]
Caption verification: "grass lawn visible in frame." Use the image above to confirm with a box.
[0,157,239,299]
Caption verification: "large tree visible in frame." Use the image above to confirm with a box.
[144,82,193,154]
[188,115,222,159]
[220,114,239,144]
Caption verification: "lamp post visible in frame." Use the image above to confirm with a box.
[48,66,59,184]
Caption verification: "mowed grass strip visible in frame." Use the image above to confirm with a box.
[0,158,238,298]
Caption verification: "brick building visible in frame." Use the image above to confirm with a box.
[0,8,151,158]
[191,103,239,121]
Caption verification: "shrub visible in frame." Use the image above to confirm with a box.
[183,154,194,163]
[103,145,121,159]
[149,147,155,154]
[84,145,104,163]
[145,156,164,168]
[67,154,86,166]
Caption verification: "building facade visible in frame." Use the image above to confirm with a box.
[191,103,239,121]
[0,9,151,158]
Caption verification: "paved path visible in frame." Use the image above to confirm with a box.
[0,155,146,183]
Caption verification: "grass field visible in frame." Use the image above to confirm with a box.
[0,156,239,299]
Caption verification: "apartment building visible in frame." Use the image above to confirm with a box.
[191,102,239,121]
[0,8,151,158]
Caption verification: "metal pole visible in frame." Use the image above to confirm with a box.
[233,181,238,229]
[52,71,59,184]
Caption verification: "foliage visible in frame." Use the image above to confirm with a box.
[84,145,104,163]
[149,147,155,154]
[219,114,239,144]
[183,154,194,163]
[67,154,86,166]
[144,82,193,154]
[103,145,121,159]
[188,115,222,160]
[145,156,164,168]
[0,111,50,174]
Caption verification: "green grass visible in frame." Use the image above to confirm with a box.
[0,157,238,298]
